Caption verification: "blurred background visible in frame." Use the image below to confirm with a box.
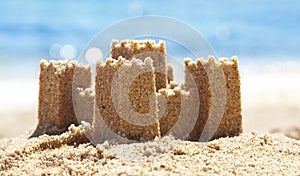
[0,0,299,138]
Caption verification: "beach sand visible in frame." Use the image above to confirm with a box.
[240,62,300,137]
[0,125,299,175]
[0,78,38,138]
[0,62,300,175]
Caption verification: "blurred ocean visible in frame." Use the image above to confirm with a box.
[0,0,300,77]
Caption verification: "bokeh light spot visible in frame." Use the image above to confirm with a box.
[49,44,62,59]
[85,47,103,64]
[60,45,77,60]
[128,2,144,16]
[215,26,231,41]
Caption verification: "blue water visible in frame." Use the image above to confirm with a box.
[1,0,300,66]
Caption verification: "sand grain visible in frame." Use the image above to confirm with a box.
[0,126,299,175]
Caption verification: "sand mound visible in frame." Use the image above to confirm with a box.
[0,126,299,175]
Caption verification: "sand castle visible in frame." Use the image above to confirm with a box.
[32,40,242,142]
[31,60,92,137]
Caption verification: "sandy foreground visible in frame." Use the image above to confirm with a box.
[0,62,300,175]
[0,125,299,175]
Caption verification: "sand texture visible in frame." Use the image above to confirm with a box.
[95,57,160,142]
[0,125,299,175]
[111,39,167,90]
